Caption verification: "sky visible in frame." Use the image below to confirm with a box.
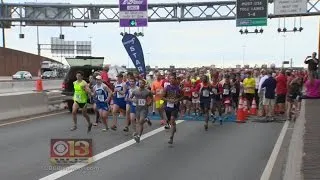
[2,0,319,69]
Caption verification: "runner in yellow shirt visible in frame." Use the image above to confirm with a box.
[71,71,93,133]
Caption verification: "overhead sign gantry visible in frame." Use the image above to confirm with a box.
[0,0,319,27]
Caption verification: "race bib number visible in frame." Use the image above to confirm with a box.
[212,88,217,94]
[156,89,163,95]
[167,102,174,108]
[97,95,105,102]
[185,87,190,92]
[75,94,81,101]
[192,92,199,97]
[138,99,146,106]
[202,90,210,97]
[231,88,236,94]
[223,89,230,95]
[117,92,125,98]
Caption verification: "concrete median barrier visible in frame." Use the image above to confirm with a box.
[0,92,49,121]
[0,79,62,93]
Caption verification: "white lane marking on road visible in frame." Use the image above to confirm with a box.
[260,120,289,180]
[39,120,185,180]
[0,111,67,127]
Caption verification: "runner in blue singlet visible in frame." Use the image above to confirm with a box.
[111,73,127,131]
[92,75,113,131]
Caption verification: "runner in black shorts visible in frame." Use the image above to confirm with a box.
[162,73,184,144]
[198,75,212,131]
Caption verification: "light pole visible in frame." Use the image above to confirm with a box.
[242,45,246,67]
[35,0,40,55]
[283,34,286,62]
[1,0,5,48]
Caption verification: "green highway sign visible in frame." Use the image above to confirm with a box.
[236,0,268,27]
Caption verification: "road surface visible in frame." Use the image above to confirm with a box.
[0,113,285,180]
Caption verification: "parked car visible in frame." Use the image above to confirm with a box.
[41,71,57,79]
[61,57,104,112]
[12,71,32,80]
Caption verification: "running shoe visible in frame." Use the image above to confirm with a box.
[123,127,129,132]
[204,124,208,131]
[168,137,173,144]
[146,117,152,126]
[111,125,117,131]
[70,126,77,131]
[212,116,217,123]
[134,135,141,143]
[87,123,93,133]
[164,124,170,129]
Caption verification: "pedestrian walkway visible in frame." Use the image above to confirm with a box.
[303,99,320,179]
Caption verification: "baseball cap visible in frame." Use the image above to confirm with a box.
[96,75,102,80]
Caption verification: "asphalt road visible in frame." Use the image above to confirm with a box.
[0,113,285,180]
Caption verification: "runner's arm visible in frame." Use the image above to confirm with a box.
[175,89,184,103]
[147,91,154,105]
[83,83,91,96]
[91,86,96,97]
[104,85,113,102]
[161,88,171,102]
[120,83,127,95]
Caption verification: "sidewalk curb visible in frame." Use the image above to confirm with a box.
[283,100,305,180]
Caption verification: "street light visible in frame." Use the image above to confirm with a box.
[282,34,286,62]
[59,26,64,39]
[242,45,246,67]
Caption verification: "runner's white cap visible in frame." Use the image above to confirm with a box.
[96,75,102,80]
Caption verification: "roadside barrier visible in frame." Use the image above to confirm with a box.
[0,92,49,121]
[0,90,67,121]
[0,79,62,93]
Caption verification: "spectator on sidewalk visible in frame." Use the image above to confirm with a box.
[304,72,320,98]
[304,52,319,78]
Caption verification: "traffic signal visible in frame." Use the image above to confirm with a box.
[129,19,137,27]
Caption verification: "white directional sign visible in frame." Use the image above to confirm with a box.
[274,0,307,15]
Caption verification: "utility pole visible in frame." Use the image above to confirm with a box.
[36,0,40,55]
[1,0,5,48]
[242,45,246,67]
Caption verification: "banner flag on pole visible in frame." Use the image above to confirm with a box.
[122,34,146,78]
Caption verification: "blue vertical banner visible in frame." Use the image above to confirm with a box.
[122,34,146,77]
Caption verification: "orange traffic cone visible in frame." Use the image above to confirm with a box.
[250,99,257,116]
[243,98,248,119]
[36,79,43,92]
[236,98,245,123]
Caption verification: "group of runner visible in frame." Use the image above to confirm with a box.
[70,66,307,144]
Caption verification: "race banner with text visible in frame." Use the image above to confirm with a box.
[122,33,146,77]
